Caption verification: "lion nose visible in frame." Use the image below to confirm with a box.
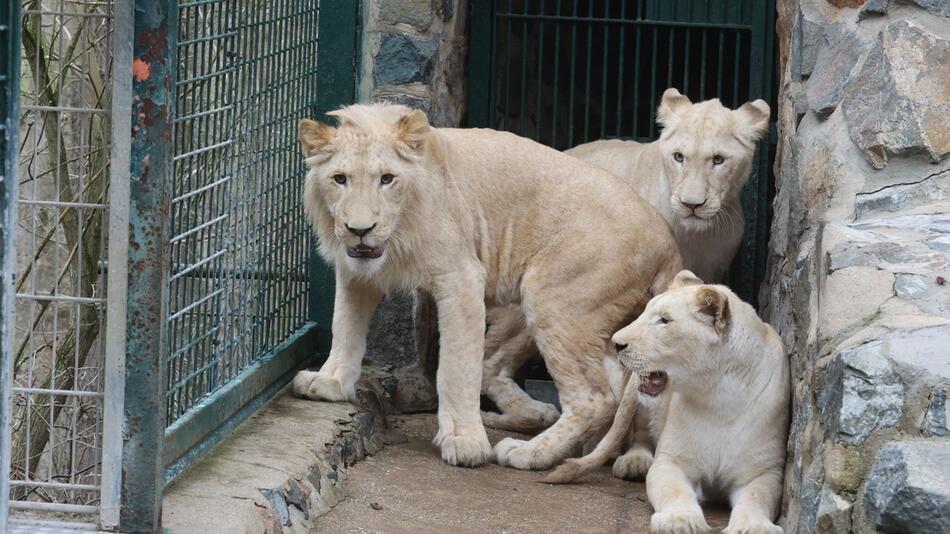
[681,199,707,211]
[614,342,628,353]
[346,223,376,237]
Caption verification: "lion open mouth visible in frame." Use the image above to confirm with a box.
[638,371,668,397]
[346,244,384,259]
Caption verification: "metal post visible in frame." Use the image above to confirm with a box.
[0,2,22,529]
[101,0,135,529]
[122,0,177,531]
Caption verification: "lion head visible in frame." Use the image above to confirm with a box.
[299,104,434,276]
[655,88,770,232]
[610,270,735,398]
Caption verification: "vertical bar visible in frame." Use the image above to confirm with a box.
[582,2,593,142]
[535,0,545,143]
[122,0,177,530]
[502,0,512,131]
[716,29,724,97]
[0,1,22,528]
[550,2,561,146]
[648,26,657,138]
[517,0,528,135]
[700,29,707,99]
[101,0,134,528]
[683,29,691,94]
[310,0,360,335]
[599,1,610,138]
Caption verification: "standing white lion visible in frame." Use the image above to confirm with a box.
[293,104,681,469]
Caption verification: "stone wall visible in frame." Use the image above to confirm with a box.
[358,0,468,370]
[766,1,949,532]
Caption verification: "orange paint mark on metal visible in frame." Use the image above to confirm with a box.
[133,58,151,81]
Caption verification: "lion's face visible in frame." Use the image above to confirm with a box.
[299,107,431,274]
[611,270,730,397]
[655,89,770,232]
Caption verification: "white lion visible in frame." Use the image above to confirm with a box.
[545,271,789,534]
[293,104,681,469]
[480,89,771,435]
[566,88,770,283]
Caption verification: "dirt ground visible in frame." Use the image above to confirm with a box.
[313,414,730,533]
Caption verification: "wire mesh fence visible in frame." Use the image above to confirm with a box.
[9,0,113,521]
[166,0,316,425]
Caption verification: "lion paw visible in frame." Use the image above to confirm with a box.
[436,427,492,468]
[651,509,710,534]
[293,370,355,402]
[612,447,653,480]
[493,437,553,470]
[509,398,560,427]
[723,518,783,534]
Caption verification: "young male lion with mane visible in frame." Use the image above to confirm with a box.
[293,103,681,469]
[545,270,789,534]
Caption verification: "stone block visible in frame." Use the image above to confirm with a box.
[864,441,950,533]
[374,33,438,86]
[922,386,948,437]
[378,0,433,31]
[821,340,903,444]
[815,488,852,533]
[841,20,950,168]
[366,293,417,368]
[805,24,866,119]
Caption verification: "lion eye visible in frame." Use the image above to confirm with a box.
[712,155,725,165]
[380,173,395,185]
[673,152,684,163]
[659,315,671,325]
[332,174,347,185]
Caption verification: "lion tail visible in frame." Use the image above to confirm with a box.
[542,372,641,484]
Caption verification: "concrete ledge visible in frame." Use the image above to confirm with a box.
[162,385,390,534]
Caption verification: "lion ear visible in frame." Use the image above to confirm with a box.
[735,99,770,145]
[656,88,691,129]
[670,270,703,289]
[694,287,730,332]
[394,109,430,153]
[298,119,336,157]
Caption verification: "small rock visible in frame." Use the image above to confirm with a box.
[282,478,312,520]
[815,488,852,534]
[805,24,866,119]
[379,0,433,31]
[922,386,948,436]
[259,488,291,527]
[374,33,439,86]
[370,502,384,511]
[864,441,950,533]
[821,340,903,444]
[858,0,888,20]
[906,0,950,17]
[841,20,950,168]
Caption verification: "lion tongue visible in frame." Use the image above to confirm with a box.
[638,371,668,397]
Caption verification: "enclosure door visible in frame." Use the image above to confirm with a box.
[468,0,777,303]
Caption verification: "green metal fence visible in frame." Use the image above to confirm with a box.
[2,1,359,531]
[468,0,778,303]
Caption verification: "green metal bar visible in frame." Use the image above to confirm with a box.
[0,1,21,528]
[466,0,492,127]
[683,29,691,94]
[551,1,561,145]
[600,0,610,139]
[717,29,724,97]
[502,0,512,131]
[535,0,545,142]
[567,0,578,146]
[518,0,528,136]
[700,29,707,99]
[616,1,626,136]
[583,3,593,142]
[123,0,177,530]
[648,26,657,138]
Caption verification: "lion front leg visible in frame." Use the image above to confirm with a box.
[294,272,382,402]
[430,266,493,467]
[647,458,710,534]
[723,471,784,534]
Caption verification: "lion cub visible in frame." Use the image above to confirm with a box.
[546,271,789,534]
[566,88,770,283]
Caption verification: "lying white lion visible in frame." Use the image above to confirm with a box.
[566,88,770,284]
[545,271,789,534]
[479,89,772,435]
[293,103,681,469]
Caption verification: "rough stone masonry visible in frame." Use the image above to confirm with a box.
[767,0,949,532]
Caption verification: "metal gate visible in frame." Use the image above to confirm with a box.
[1,1,359,531]
[468,0,777,303]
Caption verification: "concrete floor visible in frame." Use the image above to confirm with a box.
[313,414,730,533]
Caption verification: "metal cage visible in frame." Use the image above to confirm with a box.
[1,1,358,531]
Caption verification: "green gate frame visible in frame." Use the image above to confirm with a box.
[467,0,777,303]
[0,1,21,527]
[118,1,360,531]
